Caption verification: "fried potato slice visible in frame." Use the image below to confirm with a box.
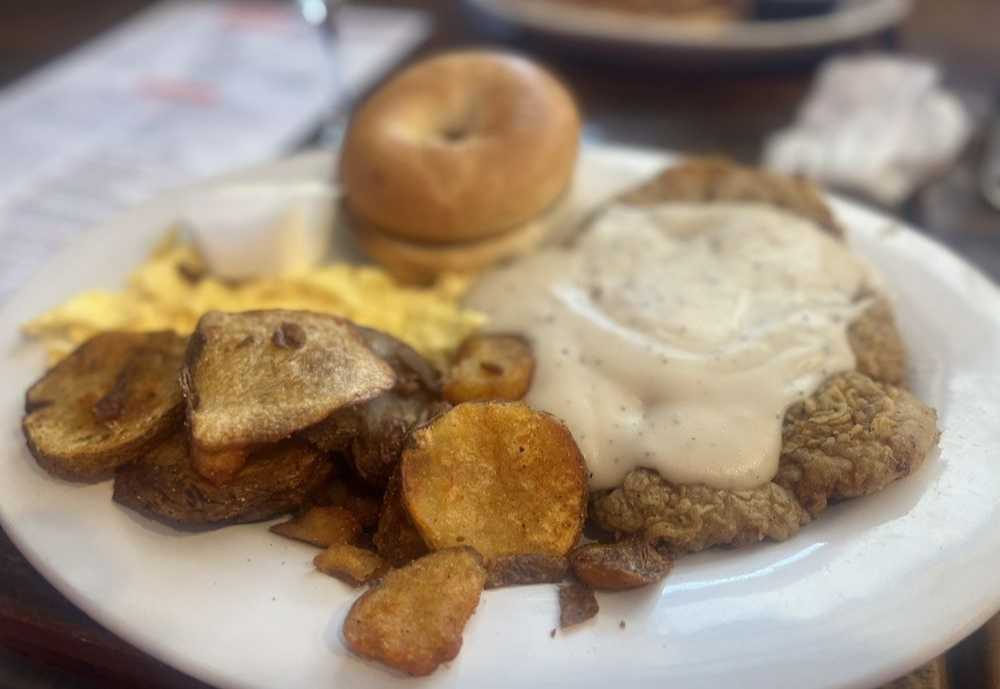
[342,493,382,531]
[374,471,428,567]
[486,553,568,589]
[191,446,248,486]
[400,402,587,562]
[300,411,360,455]
[357,326,442,397]
[270,506,362,548]
[314,544,387,586]
[569,539,673,590]
[323,478,352,505]
[317,479,382,530]
[443,334,535,404]
[23,331,186,481]
[302,328,447,488]
[181,310,395,478]
[350,395,452,488]
[558,581,599,628]
[343,547,486,676]
[113,432,331,526]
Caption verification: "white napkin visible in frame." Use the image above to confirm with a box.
[764,55,971,205]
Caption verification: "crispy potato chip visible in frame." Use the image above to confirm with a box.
[113,433,330,526]
[559,581,599,628]
[319,478,382,530]
[191,445,248,486]
[569,539,673,590]
[343,493,382,531]
[374,471,428,567]
[301,411,360,455]
[351,396,452,489]
[302,398,449,491]
[182,310,395,455]
[486,553,568,589]
[357,326,442,397]
[314,544,387,586]
[343,547,486,676]
[270,506,361,548]
[299,327,446,489]
[400,402,587,561]
[23,331,186,481]
[443,334,534,404]
[324,479,351,506]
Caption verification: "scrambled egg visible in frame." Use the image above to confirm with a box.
[23,232,485,365]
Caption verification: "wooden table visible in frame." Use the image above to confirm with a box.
[1,1,998,688]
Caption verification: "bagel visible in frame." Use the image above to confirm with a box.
[339,50,580,245]
[346,204,553,284]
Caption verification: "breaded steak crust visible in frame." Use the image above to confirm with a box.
[618,157,843,237]
[776,372,939,516]
[590,160,939,553]
[593,373,938,552]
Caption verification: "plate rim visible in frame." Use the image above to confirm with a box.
[2,142,1000,689]
[466,0,912,52]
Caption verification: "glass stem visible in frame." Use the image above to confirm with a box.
[300,0,351,150]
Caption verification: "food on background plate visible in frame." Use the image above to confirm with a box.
[533,0,749,23]
[339,50,581,282]
[343,547,487,677]
[181,310,395,483]
[467,158,939,555]
[22,231,484,366]
[23,331,186,481]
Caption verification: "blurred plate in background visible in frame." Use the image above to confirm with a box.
[466,0,912,63]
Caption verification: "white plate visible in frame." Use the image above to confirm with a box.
[467,0,911,59]
[2,144,1000,689]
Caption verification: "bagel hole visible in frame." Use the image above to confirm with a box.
[439,106,480,144]
[440,124,470,143]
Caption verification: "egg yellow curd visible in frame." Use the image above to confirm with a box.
[23,232,484,366]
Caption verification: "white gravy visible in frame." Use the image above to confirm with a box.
[466,202,876,491]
